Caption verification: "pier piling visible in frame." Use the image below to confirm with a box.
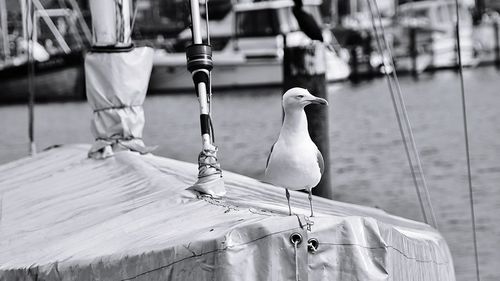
[409,27,418,77]
[494,21,500,67]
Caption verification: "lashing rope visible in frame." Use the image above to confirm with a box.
[366,0,438,228]
[289,232,302,281]
[293,240,300,281]
[453,1,481,280]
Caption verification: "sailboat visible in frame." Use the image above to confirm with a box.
[392,0,478,72]
[0,0,90,103]
[0,0,456,280]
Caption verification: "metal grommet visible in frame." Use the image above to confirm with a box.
[289,232,303,246]
[308,238,319,254]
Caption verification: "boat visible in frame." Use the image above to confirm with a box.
[0,0,457,280]
[392,0,478,72]
[148,0,351,92]
[0,144,456,280]
[0,0,90,103]
[331,1,395,78]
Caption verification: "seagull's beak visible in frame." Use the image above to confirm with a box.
[307,96,329,106]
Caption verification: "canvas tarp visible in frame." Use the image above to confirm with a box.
[0,145,455,280]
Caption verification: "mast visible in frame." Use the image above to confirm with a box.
[0,0,10,62]
[186,0,225,197]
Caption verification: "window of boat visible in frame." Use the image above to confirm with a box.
[235,9,281,37]
[436,4,451,24]
[442,3,471,23]
[412,8,430,20]
[278,7,299,33]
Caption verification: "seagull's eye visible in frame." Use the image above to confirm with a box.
[297,95,304,98]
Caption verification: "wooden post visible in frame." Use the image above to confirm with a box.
[409,27,418,76]
[454,24,460,70]
[429,33,435,72]
[494,21,500,67]
[350,46,359,81]
[283,42,333,200]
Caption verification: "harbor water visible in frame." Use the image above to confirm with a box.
[1,67,499,281]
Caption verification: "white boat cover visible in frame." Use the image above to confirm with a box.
[0,145,455,281]
[85,47,154,159]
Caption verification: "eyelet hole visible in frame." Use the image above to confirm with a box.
[289,232,303,246]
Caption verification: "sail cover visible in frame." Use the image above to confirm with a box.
[85,47,154,159]
[0,145,455,280]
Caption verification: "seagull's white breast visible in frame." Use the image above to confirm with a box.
[264,136,322,190]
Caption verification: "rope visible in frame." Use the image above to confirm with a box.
[366,0,438,228]
[93,104,141,113]
[454,1,481,280]
[293,240,300,281]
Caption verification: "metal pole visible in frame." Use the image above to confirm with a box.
[186,0,225,197]
[32,0,71,53]
[190,0,203,44]
[27,0,36,155]
[0,0,10,61]
[19,0,27,42]
[65,0,92,44]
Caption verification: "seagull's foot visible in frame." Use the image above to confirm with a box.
[308,189,314,218]
[286,188,292,216]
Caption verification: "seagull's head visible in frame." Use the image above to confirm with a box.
[282,87,328,112]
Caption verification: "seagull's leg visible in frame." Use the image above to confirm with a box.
[285,188,292,216]
[308,189,314,217]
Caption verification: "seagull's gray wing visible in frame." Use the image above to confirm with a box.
[265,142,276,169]
[316,149,324,175]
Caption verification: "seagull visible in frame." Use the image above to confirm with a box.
[264,87,328,217]
[292,0,324,43]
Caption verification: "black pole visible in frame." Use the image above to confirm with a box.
[494,21,500,67]
[186,0,224,196]
[409,27,418,77]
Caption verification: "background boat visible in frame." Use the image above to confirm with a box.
[0,0,90,104]
[392,0,478,72]
[148,0,351,92]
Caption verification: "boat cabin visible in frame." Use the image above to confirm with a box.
[233,0,325,59]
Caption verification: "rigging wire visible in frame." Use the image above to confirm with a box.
[26,0,36,156]
[453,1,481,280]
[366,0,438,227]
[130,0,140,38]
[370,0,437,228]
[370,0,438,228]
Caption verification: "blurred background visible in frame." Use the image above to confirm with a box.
[1,0,499,280]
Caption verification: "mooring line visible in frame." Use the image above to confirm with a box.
[453,1,481,280]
